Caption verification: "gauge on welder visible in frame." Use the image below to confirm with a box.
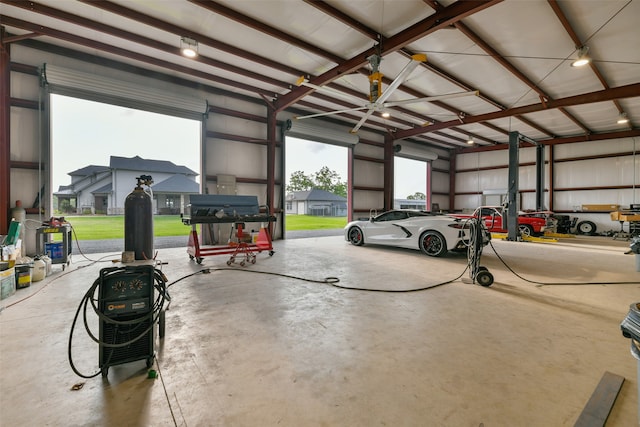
[129,279,144,290]
[112,280,127,292]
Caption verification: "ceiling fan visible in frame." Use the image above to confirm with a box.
[295,52,479,133]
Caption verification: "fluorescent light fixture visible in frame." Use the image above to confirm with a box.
[181,36,198,58]
[617,112,630,124]
[466,136,474,144]
[571,46,590,67]
[381,111,390,118]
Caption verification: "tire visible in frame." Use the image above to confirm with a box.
[576,220,596,235]
[518,224,534,237]
[348,226,364,246]
[419,231,447,257]
[476,270,494,287]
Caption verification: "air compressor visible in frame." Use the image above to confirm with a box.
[125,175,154,260]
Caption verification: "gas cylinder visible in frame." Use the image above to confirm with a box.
[124,176,154,260]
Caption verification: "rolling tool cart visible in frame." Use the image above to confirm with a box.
[35,223,72,270]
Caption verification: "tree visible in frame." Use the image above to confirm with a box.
[406,192,426,200]
[314,166,346,197]
[286,167,346,197]
[286,170,315,192]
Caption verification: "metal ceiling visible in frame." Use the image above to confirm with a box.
[2,0,639,150]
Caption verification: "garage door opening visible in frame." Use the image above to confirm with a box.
[284,136,348,235]
[394,157,427,210]
[51,94,201,239]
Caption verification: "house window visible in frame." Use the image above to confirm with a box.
[166,195,178,208]
[286,201,292,210]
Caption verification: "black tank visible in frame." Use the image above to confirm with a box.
[124,176,154,260]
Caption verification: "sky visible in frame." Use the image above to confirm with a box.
[52,94,425,200]
[284,137,426,199]
[284,137,347,187]
[51,94,201,192]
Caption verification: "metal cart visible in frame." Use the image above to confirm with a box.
[36,224,72,270]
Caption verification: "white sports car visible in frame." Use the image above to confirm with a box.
[344,210,470,257]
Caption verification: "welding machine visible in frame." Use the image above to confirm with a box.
[97,264,167,377]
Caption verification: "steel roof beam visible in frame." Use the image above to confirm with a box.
[423,0,588,135]
[547,0,630,127]
[305,0,521,140]
[395,83,640,140]
[274,0,502,111]
[0,15,276,97]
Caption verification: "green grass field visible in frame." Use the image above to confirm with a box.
[65,214,346,239]
[284,215,347,230]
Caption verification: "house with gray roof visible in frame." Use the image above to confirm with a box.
[54,155,199,214]
[285,188,347,217]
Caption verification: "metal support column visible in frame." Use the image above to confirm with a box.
[383,134,394,212]
[0,29,10,234]
[536,143,545,211]
[507,132,520,241]
[266,106,278,238]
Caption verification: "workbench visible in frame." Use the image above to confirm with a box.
[610,210,640,240]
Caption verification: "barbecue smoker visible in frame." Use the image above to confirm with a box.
[181,194,276,265]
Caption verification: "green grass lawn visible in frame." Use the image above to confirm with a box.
[65,215,190,240]
[284,214,347,230]
[65,214,347,239]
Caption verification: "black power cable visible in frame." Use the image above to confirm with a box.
[173,261,470,293]
[488,240,640,286]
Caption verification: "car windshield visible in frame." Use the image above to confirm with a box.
[375,210,429,221]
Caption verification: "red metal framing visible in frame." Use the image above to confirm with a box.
[0,29,9,234]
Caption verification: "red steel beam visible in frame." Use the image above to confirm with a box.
[275,0,502,111]
[396,83,640,140]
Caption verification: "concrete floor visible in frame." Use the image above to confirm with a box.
[1,235,639,426]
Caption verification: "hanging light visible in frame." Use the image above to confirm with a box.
[617,112,630,124]
[381,111,390,118]
[180,36,198,58]
[571,46,590,67]
[466,135,474,145]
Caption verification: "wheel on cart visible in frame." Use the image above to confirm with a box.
[196,257,203,264]
[269,251,274,256]
[251,257,256,264]
[101,367,109,378]
[146,357,154,369]
[189,255,194,261]
[476,270,494,287]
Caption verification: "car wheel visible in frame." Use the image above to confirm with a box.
[419,231,447,257]
[518,224,534,237]
[348,226,364,246]
[576,220,597,235]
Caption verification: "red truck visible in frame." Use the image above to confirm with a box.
[450,206,550,236]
